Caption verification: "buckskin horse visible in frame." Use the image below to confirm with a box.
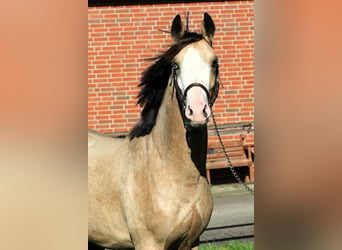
[89,12,220,250]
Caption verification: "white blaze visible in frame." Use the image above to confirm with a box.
[178,46,211,103]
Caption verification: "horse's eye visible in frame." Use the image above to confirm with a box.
[212,59,219,69]
[172,62,179,70]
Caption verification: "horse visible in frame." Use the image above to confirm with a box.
[88,12,220,250]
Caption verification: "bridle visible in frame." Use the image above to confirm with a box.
[170,56,222,129]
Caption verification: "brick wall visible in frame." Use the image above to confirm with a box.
[88,1,254,143]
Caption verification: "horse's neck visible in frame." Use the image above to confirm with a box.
[151,84,208,178]
[151,84,188,153]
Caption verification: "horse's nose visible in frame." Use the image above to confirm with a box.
[185,103,211,124]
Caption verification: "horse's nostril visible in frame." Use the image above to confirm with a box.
[188,107,193,116]
[203,105,209,118]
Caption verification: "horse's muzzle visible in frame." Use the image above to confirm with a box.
[185,103,210,125]
[184,86,211,125]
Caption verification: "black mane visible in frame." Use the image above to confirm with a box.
[129,32,204,140]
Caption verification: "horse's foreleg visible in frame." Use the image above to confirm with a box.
[190,238,199,250]
[134,242,165,250]
[133,238,165,250]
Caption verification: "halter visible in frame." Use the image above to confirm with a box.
[170,59,222,129]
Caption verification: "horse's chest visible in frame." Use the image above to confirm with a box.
[151,189,211,248]
[122,175,212,243]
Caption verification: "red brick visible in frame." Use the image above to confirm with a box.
[88,2,254,136]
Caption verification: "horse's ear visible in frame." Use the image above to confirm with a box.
[171,14,185,41]
[201,12,215,44]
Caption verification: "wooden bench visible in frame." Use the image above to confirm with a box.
[206,136,254,184]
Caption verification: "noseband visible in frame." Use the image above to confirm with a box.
[170,60,222,129]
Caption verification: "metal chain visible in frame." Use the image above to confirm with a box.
[210,109,254,195]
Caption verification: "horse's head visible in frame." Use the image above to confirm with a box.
[170,13,219,127]
[129,13,220,139]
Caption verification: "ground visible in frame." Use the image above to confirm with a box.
[200,183,254,244]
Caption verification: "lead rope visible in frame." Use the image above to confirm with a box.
[210,108,254,195]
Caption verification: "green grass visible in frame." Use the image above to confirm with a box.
[199,241,254,250]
